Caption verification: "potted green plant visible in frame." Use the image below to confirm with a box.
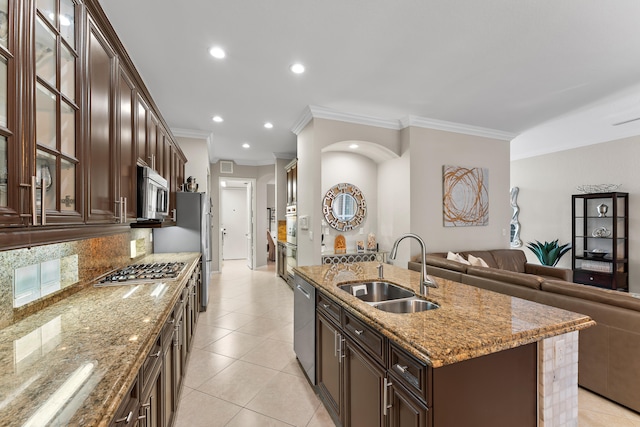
[526,239,571,267]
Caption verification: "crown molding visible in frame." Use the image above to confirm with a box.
[171,127,214,141]
[400,116,517,141]
[291,105,516,140]
[308,105,402,130]
[290,106,314,135]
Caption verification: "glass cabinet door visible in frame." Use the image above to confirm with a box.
[0,0,13,218]
[34,0,79,221]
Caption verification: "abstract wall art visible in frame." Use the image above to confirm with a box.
[443,165,489,227]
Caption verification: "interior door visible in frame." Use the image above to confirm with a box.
[221,187,248,260]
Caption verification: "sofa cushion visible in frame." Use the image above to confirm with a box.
[424,255,469,273]
[541,280,640,312]
[467,266,543,290]
[488,249,527,273]
[525,263,573,281]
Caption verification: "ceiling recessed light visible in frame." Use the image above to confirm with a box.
[264,122,273,129]
[242,143,250,149]
[290,63,305,74]
[209,46,226,59]
[212,116,223,123]
[349,144,359,149]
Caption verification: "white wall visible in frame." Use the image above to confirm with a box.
[511,135,640,294]
[409,127,512,255]
[321,151,378,253]
[377,137,411,268]
[210,161,274,272]
[176,136,210,194]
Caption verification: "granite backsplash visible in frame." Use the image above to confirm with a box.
[0,229,152,328]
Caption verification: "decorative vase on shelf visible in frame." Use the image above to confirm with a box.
[597,203,608,218]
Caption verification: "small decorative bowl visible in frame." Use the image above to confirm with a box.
[587,251,608,259]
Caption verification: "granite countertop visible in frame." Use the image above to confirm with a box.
[295,262,595,368]
[0,252,201,427]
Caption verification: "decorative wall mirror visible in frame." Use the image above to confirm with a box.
[322,183,366,231]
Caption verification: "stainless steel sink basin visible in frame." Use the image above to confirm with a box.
[374,298,439,314]
[338,281,415,302]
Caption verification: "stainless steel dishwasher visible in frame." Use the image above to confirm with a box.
[293,274,316,384]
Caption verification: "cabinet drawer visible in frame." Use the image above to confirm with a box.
[317,291,342,323]
[388,342,430,405]
[574,270,612,287]
[342,311,385,365]
[140,333,162,393]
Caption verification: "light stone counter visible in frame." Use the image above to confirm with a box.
[295,262,595,368]
[0,252,201,427]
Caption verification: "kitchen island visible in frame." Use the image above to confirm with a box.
[295,262,595,427]
[0,252,201,427]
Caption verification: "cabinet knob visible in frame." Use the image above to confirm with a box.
[354,329,364,336]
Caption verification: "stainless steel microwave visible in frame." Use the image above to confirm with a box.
[137,166,169,220]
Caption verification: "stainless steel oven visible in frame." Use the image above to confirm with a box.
[286,205,297,245]
[286,243,297,279]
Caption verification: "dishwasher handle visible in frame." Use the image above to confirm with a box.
[296,284,311,299]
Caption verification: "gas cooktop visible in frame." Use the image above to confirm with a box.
[96,262,186,286]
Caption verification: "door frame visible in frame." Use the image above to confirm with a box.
[218,177,257,269]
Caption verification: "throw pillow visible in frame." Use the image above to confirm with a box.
[447,251,470,265]
[468,254,489,268]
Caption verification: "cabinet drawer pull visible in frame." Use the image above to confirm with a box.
[395,364,408,373]
[114,411,133,424]
[354,329,364,336]
[321,303,330,309]
[149,350,161,358]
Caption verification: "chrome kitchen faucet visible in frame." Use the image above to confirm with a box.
[389,233,438,295]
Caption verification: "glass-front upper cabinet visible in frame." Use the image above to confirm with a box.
[0,0,15,224]
[34,0,80,223]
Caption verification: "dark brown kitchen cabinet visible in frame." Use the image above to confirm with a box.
[139,347,163,427]
[110,376,140,426]
[86,19,117,223]
[316,311,343,423]
[136,95,148,166]
[387,380,429,427]
[0,0,22,227]
[285,159,297,206]
[344,337,385,427]
[0,0,188,245]
[33,0,83,225]
[277,241,287,279]
[117,67,137,222]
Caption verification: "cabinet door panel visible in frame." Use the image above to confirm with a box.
[87,23,115,222]
[316,313,342,420]
[344,338,384,427]
[136,96,147,164]
[118,69,136,221]
[388,381,428,427]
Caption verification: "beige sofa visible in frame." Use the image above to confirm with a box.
[408,249,640,413]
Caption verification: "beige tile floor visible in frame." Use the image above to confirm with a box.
[175,260,640,427]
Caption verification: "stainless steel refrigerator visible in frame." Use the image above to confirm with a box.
[153,192,211,311]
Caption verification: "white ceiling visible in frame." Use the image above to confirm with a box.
[98,0,640,166]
